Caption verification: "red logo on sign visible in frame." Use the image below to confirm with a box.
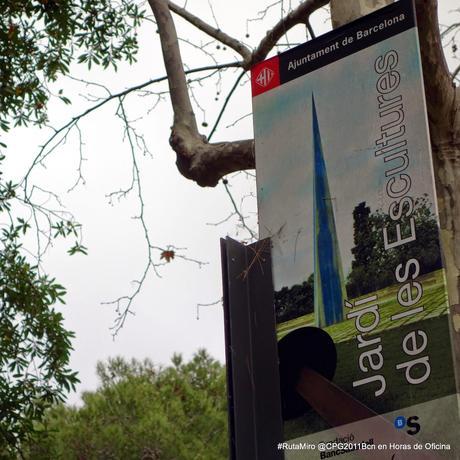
[251,56,280,97]
[255,67,274,87]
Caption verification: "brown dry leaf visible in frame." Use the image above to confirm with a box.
[160,250,175,262]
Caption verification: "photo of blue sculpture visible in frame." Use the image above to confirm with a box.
[312,96,346,327]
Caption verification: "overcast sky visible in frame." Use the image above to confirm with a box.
[3,1,458,405]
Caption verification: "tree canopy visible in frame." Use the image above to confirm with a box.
[0,177,78,454]
[346,196,443,297]
[0,0,144,131]
[22,351,228,460]
[275,274,314,323]
[0,1,144,450]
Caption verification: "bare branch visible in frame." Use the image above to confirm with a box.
[145,0,331,187]
[251,0,329,64]
[21,62,239,191]
[149,0,254,186]
[453,63,460,81]
[440,22,460,39]
[225,113,252,129]
[167,0,252,64]
[306,18,316,39]
[148,0,203,139]
[147,0,459,188]
[196,298,222,320]
[105,99,207,335]
[223,180,257,240]
[208,70,246,141]
[174,137,255,187]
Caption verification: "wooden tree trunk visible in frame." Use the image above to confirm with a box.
[435,138,460,307]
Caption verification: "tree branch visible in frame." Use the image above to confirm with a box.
[149,0,254,186]
[453,63,460,81]
[147,0,330,186]
[22,62,239,191]
[208,70,246,141]
[167,0,252,65]
[147,0,459,188]
[251,0,329,64]
[175,138,254,187]
[148,0,200,138]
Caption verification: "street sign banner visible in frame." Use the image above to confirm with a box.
[251,0,460,457]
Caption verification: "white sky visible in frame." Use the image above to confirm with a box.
[2,1,458,405]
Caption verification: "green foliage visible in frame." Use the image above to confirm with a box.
[0,0,145,131]
[25,351,228,460]
[346,195,443,298]
[275,273,314,323]
[0,154,79,456]
[0,221,78,454]
[0,2,144,451]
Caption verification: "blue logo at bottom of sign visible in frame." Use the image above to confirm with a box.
[394,416,406,429]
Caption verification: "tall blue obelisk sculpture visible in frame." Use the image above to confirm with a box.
[312,95,346,328]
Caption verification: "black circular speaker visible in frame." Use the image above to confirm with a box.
[278,326,337,420]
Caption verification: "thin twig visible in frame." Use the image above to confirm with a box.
[306,18,316,38]
[208,70,246,141]
[196,298,222,320]
[223,181,256,240]
[21,62,241,191]
[453,63,460,80]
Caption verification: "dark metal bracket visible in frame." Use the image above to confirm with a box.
[221,237,284,460]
